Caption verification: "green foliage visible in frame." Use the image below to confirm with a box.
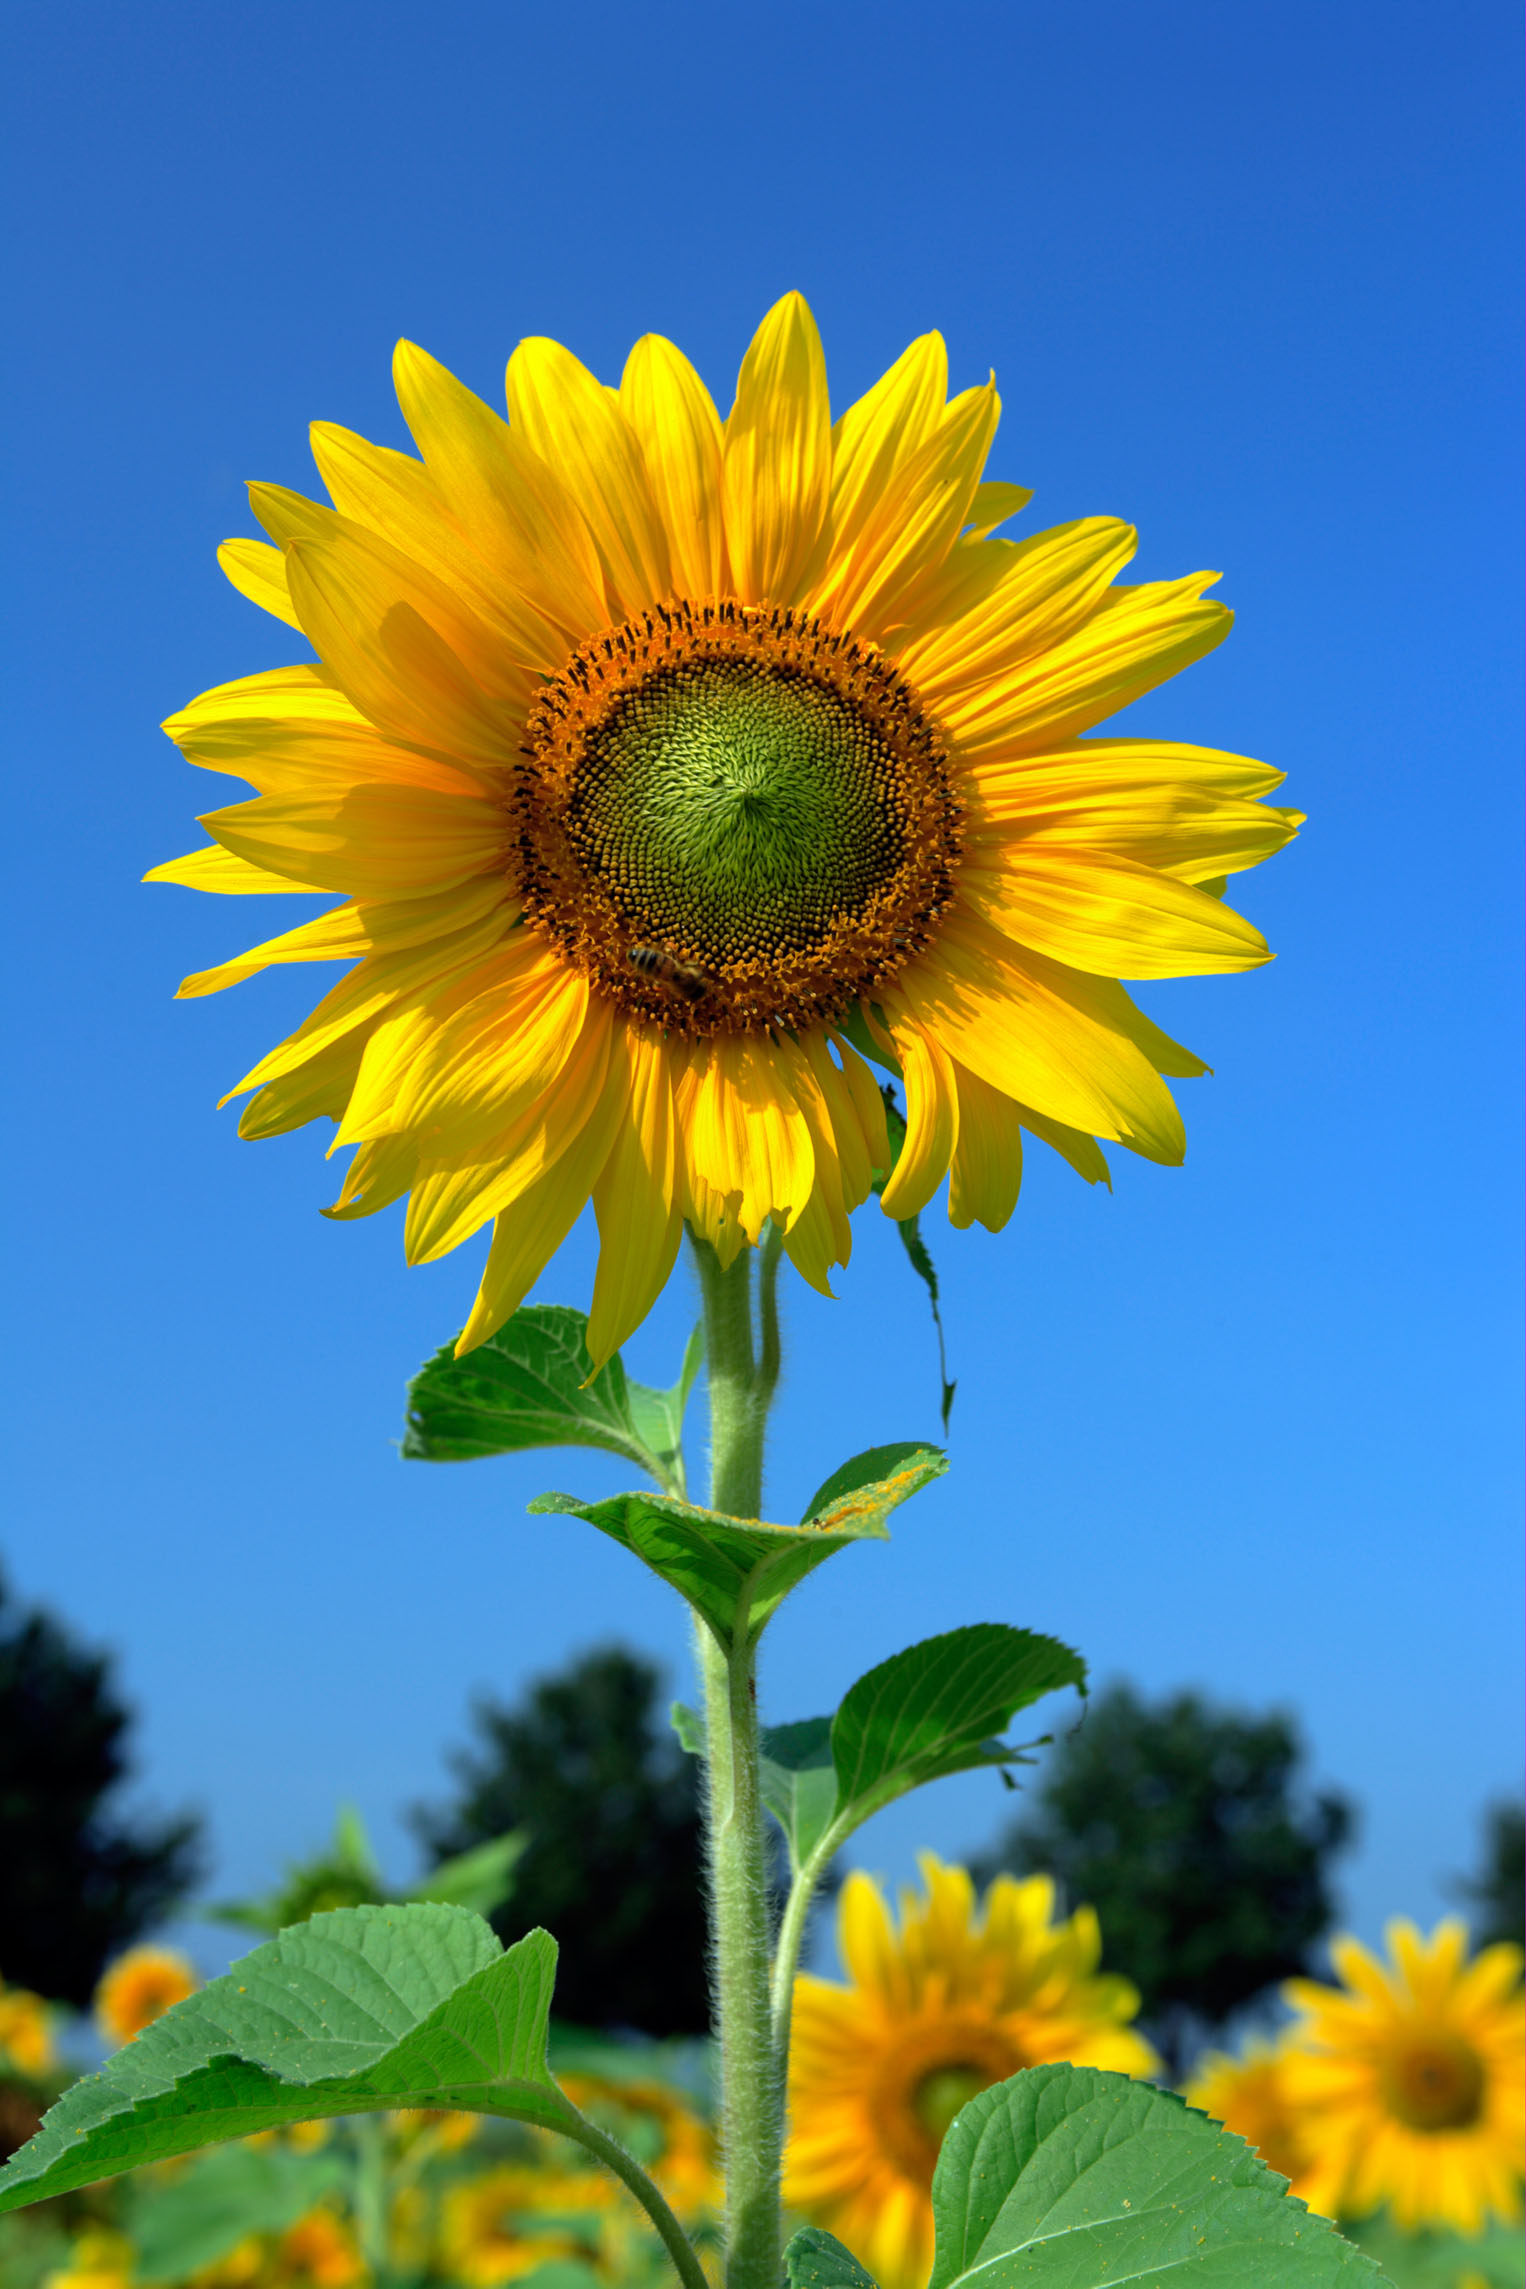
[784,2226,879,2289]
[678,1625,1083,1876]
[212,1806,524,1935]
[403,1305,702,1496]
[973,1682,1354,2069]
[531,1445,944,1648]
[0,1571,202,2006]
[1348,2215,1523,2289]
[125,2144,346,2283]
[1452,1801,1525,1951]
[0,1907,574,2213]
[925,2064,1383,2288]
[415,1648,711,2039]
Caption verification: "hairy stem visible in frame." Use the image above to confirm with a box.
[689,1233,783,2289]
[769,1841,834,2069]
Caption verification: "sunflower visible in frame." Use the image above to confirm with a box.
[0,1976,54,2079]
[437,2164,610,2285]
[1183,2036,1318,2204]
[1281,1919,1524,2235]
[150,295,1297,1362]
[94,1945,199,2047]
[784,1853,1157,2289]
[556,2071,720,2224]
[268,2211,366,2289]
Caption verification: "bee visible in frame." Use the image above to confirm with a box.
[628,943,719,1003]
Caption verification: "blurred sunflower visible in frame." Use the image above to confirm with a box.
[43,2232,135,2289]
[0,1976,54,2079]
[95,1946,199,2047]
[152,295,1297,1361]
[557,2070,719,2224]
[1184,2037,1316,2203]
[1282,1919,1524,2234]
[785,1854,1156,2289]
[437,2163,609,2285]
[267,2210,365,2289]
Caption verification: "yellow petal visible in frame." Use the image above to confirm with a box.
[393,339,608,646]
[307,423,573,675]
[825,332,948,582]
[144,843,328,895]
[163,663,361,739]
[587,1026,683,1367]
[876,1008,959,1218]
[284,532,520,766]
[322,1132,420,1222]
[964,842,1271,978]
[175,880,513,999]
[895,517,1137,692]
[967,785,1301,886]
[218,538,302,628]
[196,784,508,899]
[948,1061,1024,1231]
[167,706,492,801]
[822,382,1001,638]
[964,479,1033,539]
[237,1037,366,1139]
[939,573,1232,757]
[686,1034,816,1244]
[1018,1104,1111,1186]
[619,334,728,600]
[896,909,1186,1162]
[505,336,671,617]
[722,292,831,606]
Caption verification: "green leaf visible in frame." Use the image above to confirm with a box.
[829,1623,1083,1826]
[402,1305,699,1496]
[408,1830,527,1918]
[126,2144,346,2284]
[1348,2214,1523,2289]
[785,2226,880,2289]
[927,2064,1386,2287]
[530,1446,944,1647]
[0,1905,576,2214]
[871,1088,955,1437]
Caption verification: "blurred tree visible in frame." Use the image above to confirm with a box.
[1452,1801,1524,1951]
[414,1645,711,2036]
[0,1571,202,2005]
[972,1682,1353,2075]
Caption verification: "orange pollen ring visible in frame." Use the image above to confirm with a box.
[510,596,964,1036]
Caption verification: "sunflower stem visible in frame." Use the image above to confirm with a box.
[689,1233,783,2289]
[556,2102,712,2289]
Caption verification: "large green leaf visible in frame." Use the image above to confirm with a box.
[670,1706,840,1869]
[785,2227,880,2289]
[531,1444,944,1647]
[411,1830,527,1917]
[403,1305,700,1496]
[0,1906,574,2214]
[126,2144,347,2284]
[927,2064,1386,2287]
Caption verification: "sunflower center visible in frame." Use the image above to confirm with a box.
[912,2064,996,2144]
[1379,2027,1486,2132]
[513,599,962,1035]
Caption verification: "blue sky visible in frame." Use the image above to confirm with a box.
[5,0,1521,1976]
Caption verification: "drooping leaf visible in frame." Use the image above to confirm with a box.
[829,1624,1083,1825]
[872,1087,955,1437]
[0,1905,575,2213]
[402,1305,699,1495]
[409,1829,527,1918]
[785,2226,880,2289]
[927,2065,1385,2288]
[126,2143,347,2284]
[531,1447,943,1647]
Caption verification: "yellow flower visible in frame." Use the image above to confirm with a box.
[0,1976,55,2078]
[95,1945,199,2047]
[1184,2037,1319,2205]
[151,296,1296,1360]
[269,2210,366,2289]
[44,2234,135,2289]
[1281,1919,1524,2234]
[438,2164,609,2285]
[785,1853,1157,2289]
